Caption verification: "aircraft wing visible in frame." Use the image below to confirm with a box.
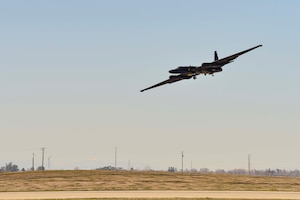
[140,75,191,92]
[211,45,262,66]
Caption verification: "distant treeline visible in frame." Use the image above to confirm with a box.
[0,162,44,172]
[2,163,300,177]
[168,167,300,177]
[0,162,19,172]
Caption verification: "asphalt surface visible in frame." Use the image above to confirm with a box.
[1,191,300,199]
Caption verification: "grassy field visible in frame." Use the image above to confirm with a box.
[1,170,300,192]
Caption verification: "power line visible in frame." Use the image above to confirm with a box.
[41,147,45,170]
[48,156,52,170]
[181,151,184,173]
[248,154,251,175]
[32,153,35,171]
[115,147,117,170]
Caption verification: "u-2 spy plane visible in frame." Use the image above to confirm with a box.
[140,45,262,92]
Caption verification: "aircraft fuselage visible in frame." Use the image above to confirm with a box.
[169,64,223,77]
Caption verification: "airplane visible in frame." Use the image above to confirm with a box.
[140,44,262,92]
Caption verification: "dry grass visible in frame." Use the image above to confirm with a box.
[1,170,300,192]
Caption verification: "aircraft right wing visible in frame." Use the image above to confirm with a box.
[140,75,191,92]
[211,45,262,66]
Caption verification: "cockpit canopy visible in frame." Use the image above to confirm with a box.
[169,66,196,74]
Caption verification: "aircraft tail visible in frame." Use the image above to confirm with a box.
[214,51,219,61]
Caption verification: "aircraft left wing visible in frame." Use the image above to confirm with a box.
[140,75,191,92]
[211,45,262,66]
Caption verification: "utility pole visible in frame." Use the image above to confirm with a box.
[48,156,52,170]
[115,147,117,170]
[248,154,251,175]
[181,151,184,173]
[32,153,35,171]
[41,148,45,170]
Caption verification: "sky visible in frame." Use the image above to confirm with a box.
[0,0,299,171]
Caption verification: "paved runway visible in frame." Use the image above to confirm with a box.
[1,191,300,199]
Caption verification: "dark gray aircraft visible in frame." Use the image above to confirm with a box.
[140,45,262,92]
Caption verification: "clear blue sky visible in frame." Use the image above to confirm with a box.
[0,1,299,170]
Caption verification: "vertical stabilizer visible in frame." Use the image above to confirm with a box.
[214,51,219,61]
